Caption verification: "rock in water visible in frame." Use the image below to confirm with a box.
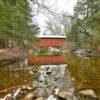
[58,91,73,100]
[35,97,44,100]
[24,93,34,100]
[47,95,57,100]
[3,93,13,100]
[54,87,59,95]
[79,89,97,99]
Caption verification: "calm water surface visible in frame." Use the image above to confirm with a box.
[64,54,100,98]
[0,54,100,98]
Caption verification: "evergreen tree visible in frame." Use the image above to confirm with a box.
[0,0,39,48]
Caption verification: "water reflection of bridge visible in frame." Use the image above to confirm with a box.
[28,55,67,65]
[0,55,67,92]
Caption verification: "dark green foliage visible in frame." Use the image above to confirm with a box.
[0,0,39,48]
[70,0,100,49]
[87,13,100,33]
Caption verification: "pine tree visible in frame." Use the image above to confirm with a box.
[0,0,39,48]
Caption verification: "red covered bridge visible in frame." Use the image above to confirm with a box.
[39,35,67,48]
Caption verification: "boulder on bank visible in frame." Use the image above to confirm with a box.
[74,49,90,57]
[74,49,100,57]
[90,51,100,57]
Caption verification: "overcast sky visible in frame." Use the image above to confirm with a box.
[45,0,77,14]
[33,0,77,35]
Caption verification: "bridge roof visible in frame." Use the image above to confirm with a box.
[37,35,67,39]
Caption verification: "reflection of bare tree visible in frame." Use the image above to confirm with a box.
[35,64,74,97]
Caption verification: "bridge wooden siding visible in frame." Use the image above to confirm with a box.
[40,38,66,47]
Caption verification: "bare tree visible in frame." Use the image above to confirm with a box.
[45,13,72,35]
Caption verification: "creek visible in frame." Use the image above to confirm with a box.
[0,54,100,99]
